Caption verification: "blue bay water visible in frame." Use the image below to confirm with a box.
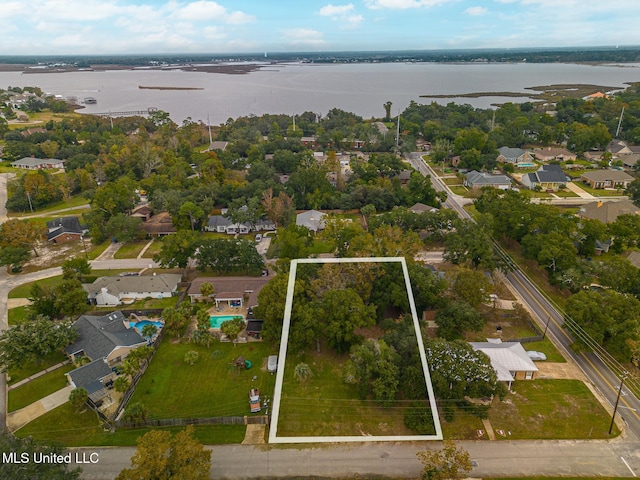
[2,62,640,124]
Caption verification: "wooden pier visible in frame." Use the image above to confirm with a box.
[92,107,158,118]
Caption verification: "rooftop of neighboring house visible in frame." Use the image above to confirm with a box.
[469,341,538,382]
[465,170,512,185]
[67,359,113,394]
[45,216,86,241]
[65,311,145,360]
[533,146,576,159]
[578,200,640,224]
[188,276,270,307]
[11,157,65,167]
[581,169,634,182]
[497,146,528,158]
[82,274,182,298]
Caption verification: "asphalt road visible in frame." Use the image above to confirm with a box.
[74,440,640,479]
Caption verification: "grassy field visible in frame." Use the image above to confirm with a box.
[8,351,68,386]
[128,339,278,419]
[489,379,618,439]
[8,195,90,217]
[8,364,75,412]
[15,402,246,446]
[277,349,431,437]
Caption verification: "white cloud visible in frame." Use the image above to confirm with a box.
[344,14,364,28]
[319,4,355,16]
[319,3,363,28]
[172,1,254,23]
[364,0,449,9]
[282,28,326,46]
[464,6,487,15]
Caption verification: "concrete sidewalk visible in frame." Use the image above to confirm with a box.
[7,385,74,432]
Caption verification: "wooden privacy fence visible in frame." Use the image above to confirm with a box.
[115,415,269,429]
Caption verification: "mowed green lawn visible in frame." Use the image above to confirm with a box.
[15,403,246,446]
[489,379,618,439]
[277,350,430,437]
[8,364,75,412]
[129,339,278,419]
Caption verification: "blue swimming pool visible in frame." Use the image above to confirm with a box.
[210,315,244,329]
[129,320,164,335]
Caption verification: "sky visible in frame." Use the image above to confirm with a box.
[2,0,640,56]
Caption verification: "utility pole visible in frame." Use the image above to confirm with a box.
[616,106,625,138]
[542,317,551,339]
[609,373,627,435]
[396,112,401,152]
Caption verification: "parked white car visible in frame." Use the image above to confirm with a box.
[267,355,278,372]
[527,351,547,361]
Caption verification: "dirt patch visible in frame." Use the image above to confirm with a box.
[535,361,587,381]
[242,424,266,444]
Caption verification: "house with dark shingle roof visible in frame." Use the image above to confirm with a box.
[65,311,146,364]
[64,311,147,404]
[521,164,569,191]
[46,216,87,244]
[66,359,115,403]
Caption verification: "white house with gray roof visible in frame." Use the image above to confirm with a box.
[464,170,512,190]
[83,274,182,306]
[470,341,538,390]
[11,157,66,170]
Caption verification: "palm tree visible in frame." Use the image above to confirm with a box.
[293,362,313,383]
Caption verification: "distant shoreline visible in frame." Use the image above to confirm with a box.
[138,85,204,90]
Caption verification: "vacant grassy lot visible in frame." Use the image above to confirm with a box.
[277,349,432,437]
[15,403,246,446]
[489,379,618,439]
[8,364,75,412]
[129,339,277,419]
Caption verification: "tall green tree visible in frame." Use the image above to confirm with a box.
[435,301,484,340]
[0,317,78,371]
[154,230,200,269]
[344,339,399,407]
[417,440,473,480]
[116,426,211,480]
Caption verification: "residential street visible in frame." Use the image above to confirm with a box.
[74,439,640,479]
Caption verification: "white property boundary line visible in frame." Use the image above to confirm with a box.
[269,256,443,443]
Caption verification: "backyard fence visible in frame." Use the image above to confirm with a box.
[115,415,269,429]
[111,329,164,422]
